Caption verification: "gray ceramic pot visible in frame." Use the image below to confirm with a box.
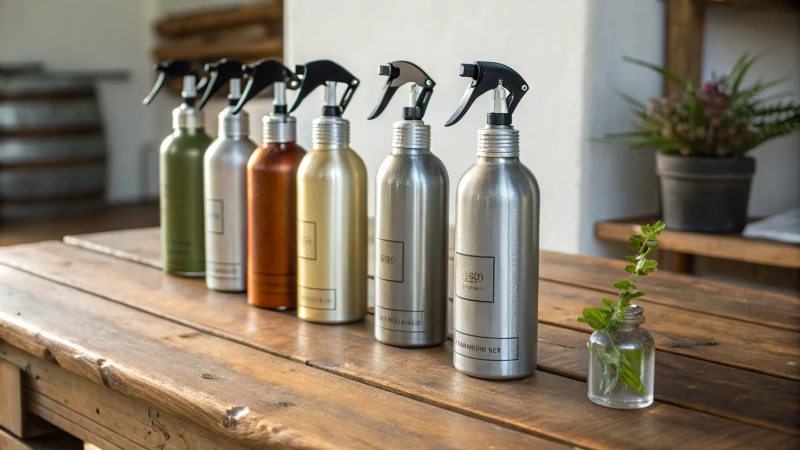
[655,153,755,233]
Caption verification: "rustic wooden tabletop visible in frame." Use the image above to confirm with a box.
[0,227,798,449]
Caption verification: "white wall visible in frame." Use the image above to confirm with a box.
[579,0,664,256]
[703,6,800,217]
[286,0,590,254]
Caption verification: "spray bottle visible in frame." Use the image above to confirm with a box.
[196,59,257,291]
[445,62,539,379]
[289,60,366,324]
[144,60,213,277]
[231,60,304,309]
[367,61,448,347]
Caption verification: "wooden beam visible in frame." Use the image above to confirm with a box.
[152,39,282,64]
[0,360,24,437]
[0,427,82,450]
[665,0,706,95]
[155,3,283,38]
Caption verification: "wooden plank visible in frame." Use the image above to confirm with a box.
[595,218,800,270]
[696,0,800,9]
[665,0,705,95]
[0,360,23,436]
[66,227,800,332]
[152,39,282,63]
[537,323,800,434]
[155,3,283,38]
[536,279,799,380]
[2,244,797,446]
[0,345,248,450]
[0,427,82,450]
[0,202,158,248]
[0,266,558,449]
[539,251,800,332]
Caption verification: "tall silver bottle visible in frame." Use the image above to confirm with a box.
[289,60,368,324]
[197,59,257,292]
[445,62,540,380]
[367,61,449,347]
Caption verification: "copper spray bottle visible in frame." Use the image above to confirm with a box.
[232,60,304,309]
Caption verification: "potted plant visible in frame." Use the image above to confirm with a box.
[607,53,800,233]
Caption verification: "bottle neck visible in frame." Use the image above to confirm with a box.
[263,113,297,144]
[312,116,349,149]
[218,106,249,139]
[173,104,203,130]
[477,124,519,158]
[391,119,431,155]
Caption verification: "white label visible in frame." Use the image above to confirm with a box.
[206,261,243,280]
[454,252,495,303]
[297,220,316,260]
[376,239,404,282]
[206,199,223,234]
[298,286,336,310]
[375,306,423,332]
[453,330,518,361]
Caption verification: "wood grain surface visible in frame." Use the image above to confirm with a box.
[65,227,800,331]
[0,265,557,450]
[1,242,797,447]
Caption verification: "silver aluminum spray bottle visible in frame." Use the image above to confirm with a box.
[367,61,449,347]
[197,59,257,292]
[289,60,367,324]
[445,62,540,379]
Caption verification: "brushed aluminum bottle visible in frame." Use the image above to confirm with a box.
[375,119,449,347]
[160,104,212,277]
[453,124,540,380]
[296,115,368,323]
[203,105,256,291]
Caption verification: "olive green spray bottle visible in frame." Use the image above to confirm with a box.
[143,60,213,277]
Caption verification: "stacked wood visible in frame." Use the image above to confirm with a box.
[152,2,283,64]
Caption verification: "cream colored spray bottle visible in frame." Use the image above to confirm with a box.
[289,60,367,324]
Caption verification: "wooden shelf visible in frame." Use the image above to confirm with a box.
[595,216,800,270]
[0,202,159,247]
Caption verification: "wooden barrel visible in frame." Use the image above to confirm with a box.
[0,72,106,219]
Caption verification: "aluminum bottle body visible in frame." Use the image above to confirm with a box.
[203,135,256,291]
[160,127,212,277]
[374,148,449,347]
[453,156,540,379]
[248,141,306,309]
[296,143,368,323]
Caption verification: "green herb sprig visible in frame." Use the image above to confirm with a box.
[578,221,664,395]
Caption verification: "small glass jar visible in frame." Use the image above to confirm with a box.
[587,305,655,409]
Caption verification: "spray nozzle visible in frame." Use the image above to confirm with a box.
[288,60,359,117]
[197,59,245,110]
[367,61,435,121]
[444,61,528,127]
[143,59,204,107]
[231,59,300,115]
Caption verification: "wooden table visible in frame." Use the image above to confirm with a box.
[0,227,798,449]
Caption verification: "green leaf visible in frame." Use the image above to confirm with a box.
[613,280,635,291]
[596,348,618,365]
[640,223,652,235]
[579,307,610,330]
[627,234,645,249]
[601,298,615,311]
[620,291,646,304]
[625,255,637,262]
[623,56,686,88]
[618,362,646,395]
[624,264,637,274]
[650,221,665,235]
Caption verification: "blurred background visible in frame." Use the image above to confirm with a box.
[0,0,798,290]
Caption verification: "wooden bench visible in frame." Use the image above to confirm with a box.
[0,227,798,448]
